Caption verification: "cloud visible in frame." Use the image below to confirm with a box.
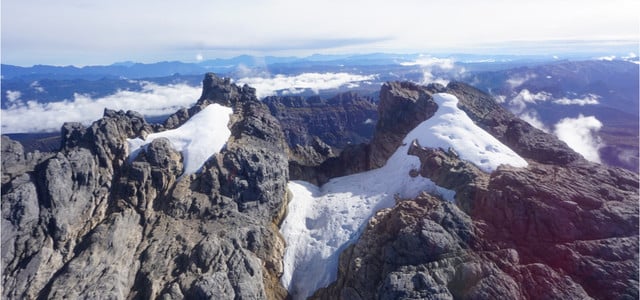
[3,0,640,65]
[505,90,600,114]
[519,110,549,132]
[400,56,455,69]
[597,55,616,61]
[1,82,201,133]
[622,52,640,64]
[30,81,45,92]
[195,53,204,61]
[236,72,376,99]
[554,114,604,163]
[494,95,507,104]
[400,56,462,86]
[553,94,600,105]
[506,73,537,89]
[5,90,22,103]
[508,89,552,113]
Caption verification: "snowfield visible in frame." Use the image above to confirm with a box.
[280,93,528,299]
[127,103,232,175]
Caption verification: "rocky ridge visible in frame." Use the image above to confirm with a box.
[311,81,639,299]
[2,73,289,299]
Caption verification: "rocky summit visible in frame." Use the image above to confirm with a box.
[2,73,638,299]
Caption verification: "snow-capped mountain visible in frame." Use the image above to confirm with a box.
[1,73,637,299]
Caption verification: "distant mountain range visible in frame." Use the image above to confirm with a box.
[2,53,638,172]
[2,53,600,81]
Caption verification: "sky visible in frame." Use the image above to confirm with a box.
[2,0,639,66]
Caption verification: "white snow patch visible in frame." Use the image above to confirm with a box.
[127,104,232,175]
[415,93,528,172]
[281,93,527,299]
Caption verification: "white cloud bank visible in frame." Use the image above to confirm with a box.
[554,114,604,163]
[1,82,201,133]
[236,72,376,99]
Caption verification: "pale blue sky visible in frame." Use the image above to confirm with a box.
[2,0,639,66]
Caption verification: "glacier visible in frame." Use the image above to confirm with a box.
[280,92,528,299]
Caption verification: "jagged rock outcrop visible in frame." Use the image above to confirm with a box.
[368,81,445,168]
[2,73,289,299]
[288,82,445,185]
[312,81,639,299]
[263,92,377,186]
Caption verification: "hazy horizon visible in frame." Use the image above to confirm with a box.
[2,0,638,66]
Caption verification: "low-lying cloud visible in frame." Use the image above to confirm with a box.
[400,55,462,86]
[30,81,45,93]
[519,110,549,132]
[5,90,22,103]
[553,94,600,105]
[400,56,455,69]
[236,72,376,99]
[506,73,537,89]
[508,89,552,113]
[506,89,600,114]
[554,114,604,163]
[1,82,201,133]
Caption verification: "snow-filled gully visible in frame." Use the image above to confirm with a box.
[280,93,528,299]
[123,94,527,299]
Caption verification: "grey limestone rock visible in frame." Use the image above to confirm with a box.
[2,73,289,300]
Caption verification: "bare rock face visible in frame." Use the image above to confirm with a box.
[2,73,289,300]
[265,92,377,185]
[312,81,639,300]
[264,92,377,150]
[368,81,444,168]
[3,108,150,299]
[290,82,445,185]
